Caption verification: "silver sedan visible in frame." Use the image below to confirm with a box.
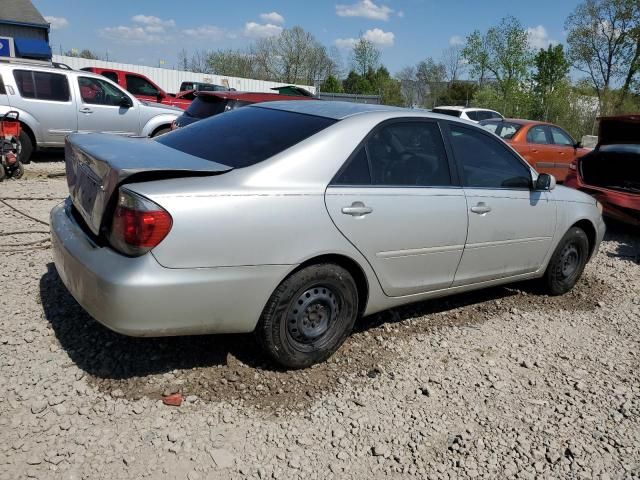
[51,101,606,368]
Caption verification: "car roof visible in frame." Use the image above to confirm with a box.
[0,62,105,79]
[435,106,497,112]
[252,100,410,120]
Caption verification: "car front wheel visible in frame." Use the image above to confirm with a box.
[543,226,589,295]
[256,264,358,369]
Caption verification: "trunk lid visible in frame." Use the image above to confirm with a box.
[597,114,640,146]
[65,133,231,235]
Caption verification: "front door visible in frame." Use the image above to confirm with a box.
[325,120,468,297]
[548,125,578,181]
[75,76,140,135]
[447,123,556,286]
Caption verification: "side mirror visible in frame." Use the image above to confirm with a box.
[156,92,165,102]
[119,95,133,108]
[535,173,556,191]
[574,141,582,149]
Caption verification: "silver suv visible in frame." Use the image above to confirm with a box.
[0,61,180,163]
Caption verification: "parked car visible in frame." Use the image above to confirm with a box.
[565,114,640,226]
[432,106,503,123]
[179,81,231,93]
[480,119,590,182]
[82,67,191,110]
[0,61,180,163]
[172,91,316,129]
[51,101,605,368]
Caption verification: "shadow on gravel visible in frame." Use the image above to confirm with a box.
[603,220,640,264]
[40,258,610,408]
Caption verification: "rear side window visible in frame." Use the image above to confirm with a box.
[433,108,462,118]
[101,71,118,83]
[13,70,70,101]
[527,126,550,144]
[185,96,230,118]
[449,124,531,189]
[156,106,336,168]
[465,111,480,121]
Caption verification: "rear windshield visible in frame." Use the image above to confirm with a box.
[432,108,462,118]
[184,96,230,119]
[480,121,523,139]
[156,106,336,168]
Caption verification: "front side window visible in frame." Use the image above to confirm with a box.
[156,106,336,167]
[78,76,128,106]
[449,124,531,189]
[126,75,158,96]
[527,125,550,144]
[13,70,70,101]
[550,126,574,146]
[335,121,452,187]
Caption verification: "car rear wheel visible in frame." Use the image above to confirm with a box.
[151,127,171,137]
[543,227,589,295]
[256,264,358,369]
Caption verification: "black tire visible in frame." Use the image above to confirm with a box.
[151,127,171,137]
[16,130,33,165]
[256,264,358,369]
[543,227,589,295]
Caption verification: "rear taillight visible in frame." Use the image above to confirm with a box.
[109,189,172,256]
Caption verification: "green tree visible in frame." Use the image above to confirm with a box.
[416,58,446,107]
[320,74,343,93]
[342,70,373,94]
[65,49,100,60]
[351,38,381,76]
[532,44,571,120]
[463,16,533,115]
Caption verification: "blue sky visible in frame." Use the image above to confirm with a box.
[34,0,581,74]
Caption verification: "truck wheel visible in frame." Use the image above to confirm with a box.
[17,131,33,164]
[256,264,358,369]
[543,227,589,295]
[151,127,171,137]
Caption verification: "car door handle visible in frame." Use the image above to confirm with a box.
[342,202,373,217]
[470,202,492,214]
[79,108,93,114]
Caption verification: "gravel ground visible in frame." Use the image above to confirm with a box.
[1,161,639,480]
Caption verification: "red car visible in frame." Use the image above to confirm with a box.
[480,119,590,182]
[565,114,640,227]
[81,67,192,110]
[172,91,317,129]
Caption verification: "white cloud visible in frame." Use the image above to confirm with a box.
[259,12,285,25]
[183,25,226,39]
[335,28,395,49]
[45,16,69,30]
[363,28,394,46]
[527,25,558,50]
[244,22,283,38]
[100,26,168,45]
[131,15,175,28]
[449,35,464,46]
[336,0,393,21]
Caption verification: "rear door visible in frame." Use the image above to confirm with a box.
[325,119,468,296]
[75,76,140,135]
[447,123,556,285]
[524,125,563,177]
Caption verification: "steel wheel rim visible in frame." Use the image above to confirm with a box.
[559,243,580,278]
[288,286,339,344]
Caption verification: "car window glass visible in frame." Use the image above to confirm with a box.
[550,127,573,146]
[185,97,228,118]
[156,106,336,168]
[126,75,158,96]
[78,76,127,106]
[333,147,371,185]
[13,70,70,101]
[450,124,531,189]
[482,123,498,133]
[498,122,521,139]
[365,122,451,187]
[101,71,118,83]
[465,111,479,121]
[527,126,549,144]
[0,74,5,94]
[432,108,461,118]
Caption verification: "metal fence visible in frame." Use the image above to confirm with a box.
[52,55,316,95]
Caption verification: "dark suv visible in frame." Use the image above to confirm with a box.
[172,91,316,129]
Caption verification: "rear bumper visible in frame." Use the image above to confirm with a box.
[565,177,640,227]
[50,200,289,336]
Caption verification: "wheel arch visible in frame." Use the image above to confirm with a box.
[287,254,370,318]
[571,218,597,260]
